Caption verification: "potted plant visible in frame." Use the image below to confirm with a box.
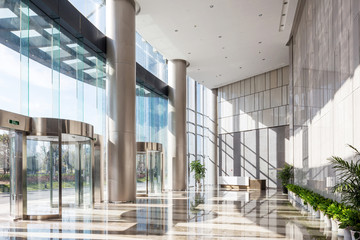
[190,160,206,190]
[329,145,360,210]
[338,209,360,239]
[327,202,342,232]
[278,163,294,194]
[329,145,360,238]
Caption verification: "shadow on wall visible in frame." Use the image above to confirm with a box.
[219,125,289,189]
[290,0,360,195]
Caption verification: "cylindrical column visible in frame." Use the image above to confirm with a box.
[168,59,187,191]
[106,0,136,202]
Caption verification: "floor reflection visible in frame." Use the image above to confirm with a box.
[0,189,342,239]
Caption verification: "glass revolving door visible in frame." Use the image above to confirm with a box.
[24,118,94,220]
[136,152,147,194]
[26,136,60,217]
[62,134,92,208]
[136,142,163,196]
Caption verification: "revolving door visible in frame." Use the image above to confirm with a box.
[136,142,164,195]
[0,109,95,220]
[24,118,94,220]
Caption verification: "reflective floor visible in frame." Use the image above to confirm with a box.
[0,189,343,239]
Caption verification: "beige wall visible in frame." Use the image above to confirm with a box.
[217,67,290,188]
[290,0,360,199]
[218,66,289,134]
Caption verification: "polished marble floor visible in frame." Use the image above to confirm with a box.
[0,189,343,239]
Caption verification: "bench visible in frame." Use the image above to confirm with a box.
[219,176,249,190]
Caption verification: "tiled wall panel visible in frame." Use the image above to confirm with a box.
[218,66,289,188]
[290,0,360,199]
[218,66,289,134]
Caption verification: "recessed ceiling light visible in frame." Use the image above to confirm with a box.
[239,67,242,69]
[225,56,228,59]
[194,25,197,28]
[258,41,262,44]
[188,52,191,54]
[218,35,222,38]
[262,58,266,61]
[259,14,263,17]
[174,29,178,32]
[210,5,214,8]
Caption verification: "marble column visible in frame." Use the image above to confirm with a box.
[106,0,136,202]
[168,59,187,191]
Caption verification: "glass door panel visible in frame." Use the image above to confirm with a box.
[81,141,92,207]
[149,151,161,194]
[136,153,146,193]
[61,143,77,207]
[26,136,59,216]
[62,134,92,208]
[0,129,11,218]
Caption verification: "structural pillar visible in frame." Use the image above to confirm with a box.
[168,59,187,191]
[106,0,136,202]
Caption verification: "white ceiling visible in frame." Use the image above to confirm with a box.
[136,0,298,89]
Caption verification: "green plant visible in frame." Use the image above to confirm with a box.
[328,145,360,211]
[339,208,360,232]
[190,160,206,187]
[0,174,10,181]
[287,184,360,233]
[278,164,294,186]
[327,202,344,220]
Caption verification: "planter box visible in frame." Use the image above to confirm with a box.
[324,215,332,230]
[351,230,360,240]
[307,203,313,214]
[314,210,320,218]
[343,228,351,239]
[331,218,339,232]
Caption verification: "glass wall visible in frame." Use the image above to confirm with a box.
[0,0,106,137]
[136,84,168,187]
[186,77,217,188]
[68,0,106,34]
[136,32,168,83]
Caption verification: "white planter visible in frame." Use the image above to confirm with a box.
[343,228,352,240]
[307,204,314,215]
[351,230,360,240]
[331,218,339,232]
[314,210,320,218]
[338,227,345,236]
[320,211,325,220]
[324,215,332,229]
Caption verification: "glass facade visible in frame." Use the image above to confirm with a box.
[136,32,168,83]
[68,0,106,34]
[135,84,168,186]
[186,77,217,188]
[0,0,106,137]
